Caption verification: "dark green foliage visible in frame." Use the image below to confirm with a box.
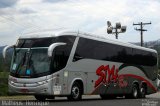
[0,51,12,96]
[0,78,8,96]
[0,58,2,72]
[0,52,12,72]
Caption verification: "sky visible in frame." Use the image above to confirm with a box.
[0,0,160,46]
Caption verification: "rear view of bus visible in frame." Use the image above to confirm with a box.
[3,31,76,101]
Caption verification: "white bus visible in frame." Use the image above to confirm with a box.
[3,30,158,101]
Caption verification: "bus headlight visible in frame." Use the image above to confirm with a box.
[37,77,56,85]
[37,81,47,85]
[37,80,49,85]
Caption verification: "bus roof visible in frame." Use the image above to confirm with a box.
[19,29,157,53]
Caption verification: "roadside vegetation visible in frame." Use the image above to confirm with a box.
[0,52,12,96]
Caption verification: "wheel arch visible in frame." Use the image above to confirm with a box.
[69,78,84,94]
[131,81,140,92]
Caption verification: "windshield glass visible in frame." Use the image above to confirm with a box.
[11,48,50,77]
[30,48,50,74]
[10,36,75,78]
[11,49,28,74]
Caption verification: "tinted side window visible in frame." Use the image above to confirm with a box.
[73,38,96,61]
[50,36,75,72]
[132,49,157,66]
[74,37,157,66]
[74,37,132,63]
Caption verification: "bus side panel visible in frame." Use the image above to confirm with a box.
[67,59,157,95]
[65,35,158,96]
[62,36,81,95]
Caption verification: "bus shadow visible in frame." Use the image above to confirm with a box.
[18,97,158,103]
[46,97,125,103]
[46,96,160,103]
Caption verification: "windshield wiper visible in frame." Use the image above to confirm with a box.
[15,52,27,75]
[27,51,37,76]
[15,40,26,55]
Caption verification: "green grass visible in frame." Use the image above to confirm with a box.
[0,83,8,96]
[0,96,34,100]
[0,72,9,78]
[0,72,9,96]
[0,78,8,96]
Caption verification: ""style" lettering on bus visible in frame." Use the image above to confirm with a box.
[95,65,118,88]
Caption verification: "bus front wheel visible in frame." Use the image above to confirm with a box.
[67,82,82,101]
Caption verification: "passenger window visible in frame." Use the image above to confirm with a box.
[50,36,75,72]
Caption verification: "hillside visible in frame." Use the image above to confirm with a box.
[131,39,160,48]
[0,46,12,72]
[0,46,5,54]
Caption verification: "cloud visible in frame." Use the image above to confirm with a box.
[0,0,160,46]
[0,0,18,8]
[19,8,36,14]
[43,0,67,3]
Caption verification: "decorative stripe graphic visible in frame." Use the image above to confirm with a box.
[92,64,157,94]
[120,74,157,92]
[91,74,157,94]
[119,64,150,79]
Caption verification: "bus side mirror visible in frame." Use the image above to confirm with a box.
[2,45,15,59]
[48,42,66,57]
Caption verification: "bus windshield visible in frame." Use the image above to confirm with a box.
[10,36,75,78]
[11,48,50,78]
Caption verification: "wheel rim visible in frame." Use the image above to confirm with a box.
[133,87,138,98]
[72,86,80,99]
[140,87,145,97]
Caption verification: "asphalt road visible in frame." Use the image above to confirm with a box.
[1,93,160,106]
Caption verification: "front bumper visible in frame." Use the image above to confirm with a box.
[8,79,53,95]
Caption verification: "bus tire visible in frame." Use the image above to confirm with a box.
[131,84,139,99]
[34,95,46,101]
[139,85,146,98]
[125,84,139,99]
[67,82,82,101]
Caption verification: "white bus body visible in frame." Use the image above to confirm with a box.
[3,30,158,101]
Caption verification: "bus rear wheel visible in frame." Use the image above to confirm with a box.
[126,84,139,99]
[139,85,146,98]
[34,95,46,101]
[67,82,82,101]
